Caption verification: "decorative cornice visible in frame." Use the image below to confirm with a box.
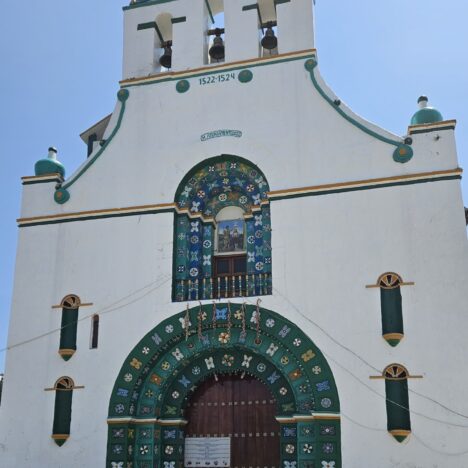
[22,174,63,185]
[17,168,462,227]
[408,119,457,135]
[267,168,462,201]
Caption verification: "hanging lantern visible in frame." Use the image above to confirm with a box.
[261,23,277,50]
[209,29,225,61]
[159,42,172,69]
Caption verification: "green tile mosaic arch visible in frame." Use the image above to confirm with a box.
[107,304,342,467]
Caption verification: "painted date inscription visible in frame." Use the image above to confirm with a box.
[199,72,236,86]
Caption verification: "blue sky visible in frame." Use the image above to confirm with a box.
[1,0,467,373]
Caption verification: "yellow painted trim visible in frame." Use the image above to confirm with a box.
[366,282,414,289]
[19,202,175,225]
[408,119,456,132]
[389,429,411,437]
[22,174,62,183]
[268,168,463,198]
[276,414,340,423]
[383,333,404,341]
[370,375,423,380]
[106,417,187,425]
[312,414,341,421]
[52,302,93,309]
[17,168,462,227]
[58,349,76,358]
[120,49,316,86]
[51,434,70,440]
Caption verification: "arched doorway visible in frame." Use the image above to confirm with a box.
[185,374,280,468]
[106,303,342,467]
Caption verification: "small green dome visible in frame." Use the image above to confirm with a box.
[34,147,65,177]
[410,96,443,125]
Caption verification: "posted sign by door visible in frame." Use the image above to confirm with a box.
[184,437,231,467]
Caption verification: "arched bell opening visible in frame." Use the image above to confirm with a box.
[207,1,225,64]
[154,12,173,71]
[106,304,342,468]
[258,0,279,56]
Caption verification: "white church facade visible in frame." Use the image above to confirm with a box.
[1,0,468,467]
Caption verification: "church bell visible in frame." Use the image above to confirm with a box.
[261,23,278,50]
[159,42,172,69]
[209,30,225,61]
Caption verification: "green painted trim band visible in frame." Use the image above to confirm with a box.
[268,175,461,202]
[21,175,460,228]
[57,89,130,197]
[275,0,291,4]
[137,21,164,43]
[304,59,413,161]
[122,52,315,89]
[137,21,156,31]
[242,4,258,12]
[409,125,456,135]
[204,0,215,24]
[171,16,186,24]
[19,208,174,228]
[123,0,177,11]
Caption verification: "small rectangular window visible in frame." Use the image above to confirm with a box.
[91,315,99,349]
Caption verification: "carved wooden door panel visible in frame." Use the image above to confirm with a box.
[185,375,280,468]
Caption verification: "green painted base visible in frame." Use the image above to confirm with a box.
[59,349,76,361]
[389,430,410,443]
[383,333,404,347]
[387,339,401,347]
[52,434,69,446]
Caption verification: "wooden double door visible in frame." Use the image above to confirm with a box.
[185,374,280,468]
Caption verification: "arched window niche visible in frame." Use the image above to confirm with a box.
[173,156,272,302]
[52,294,93,360]
[366,272,414,347]
[44,376,84,446]
[57,295,81,361]
[370,364,422,443]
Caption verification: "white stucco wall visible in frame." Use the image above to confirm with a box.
[1,1,468,467]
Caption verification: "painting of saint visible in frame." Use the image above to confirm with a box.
[217,219,245,253]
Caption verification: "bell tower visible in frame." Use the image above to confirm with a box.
[122,0,315,80]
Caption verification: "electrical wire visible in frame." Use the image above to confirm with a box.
[0,274,171,354]
[270,286,468,422]
[341,413,468,456]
